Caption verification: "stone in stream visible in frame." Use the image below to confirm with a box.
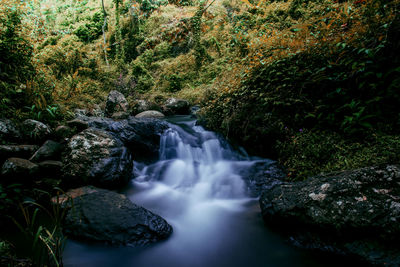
[135,110,165,119]
[63,186,173,246]
[62,128,132,189]
[259,165,400,266]
[74,116,168,163]
[238,160,286,197]
[111,111,130,120]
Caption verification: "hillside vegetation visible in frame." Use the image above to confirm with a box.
[1,0,399,179]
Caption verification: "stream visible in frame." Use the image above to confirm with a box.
[63,116,357,267]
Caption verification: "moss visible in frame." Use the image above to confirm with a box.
[277,131,400,180]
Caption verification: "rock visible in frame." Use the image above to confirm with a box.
[88,104,104,117]
[134,99,152,113]
[21,119,52,142]
[62,128,132,189]
[74,116,168,162]
[111,117,168,162]
[30,140,63,162]
[51,185,99,207]
[54,125,75,141]
[0,145,39,164]
[66,119,89,132]
[74,109,88,117]
[1,158,39,180]
[259,165,400,265]
[190,105,200,116]
[37,160,63,178]
[105,90,129,117]
[63,187,173,246]
[238,159,286,197]
[135,110,165,119]
[162,98,190,115]
[0,119,21,142]
[111,111,129,120]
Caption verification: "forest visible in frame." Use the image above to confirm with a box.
[0,0,399,266]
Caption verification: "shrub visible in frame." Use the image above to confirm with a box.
[74,11,104,43]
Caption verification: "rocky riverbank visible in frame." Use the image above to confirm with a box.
[0,91,194,249]
[259,165,400,266]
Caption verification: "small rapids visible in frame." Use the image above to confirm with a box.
[63,116,355,267]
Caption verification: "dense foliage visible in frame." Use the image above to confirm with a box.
[201,0,400,178]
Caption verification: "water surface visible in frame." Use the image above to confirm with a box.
[63,116,356,267]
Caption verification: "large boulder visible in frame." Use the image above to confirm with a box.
[105,90,129,117]
[0,119,21,142]
[30,140,63,162]
[162,98,190,115]
[259,165,400,265]
[63,187,173,246]
[62,128,132,189]
[0,145,39,164]
[110,117,168,162]
[135,110,165,119]
[21,119,52,142]
[74,116,168,162]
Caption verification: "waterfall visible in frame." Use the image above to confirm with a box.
[63,116,348,267]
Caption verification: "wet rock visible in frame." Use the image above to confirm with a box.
[259,165,400,265]
[135,110,165,119]
[30,140,63,162]
[21,119,52,142]
[1,158,39,181]
[63,187,173,246]
[74,116,168,162]
[0,119,21,142]
[105,90,129,117]
[62,128,132,189]
[0,145,39,164]
[111,111,129,120]
[113,117,168,162]
[238,159,286,197]
[162,98,190,115]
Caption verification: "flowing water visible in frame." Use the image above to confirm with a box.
[63,116,356,267]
